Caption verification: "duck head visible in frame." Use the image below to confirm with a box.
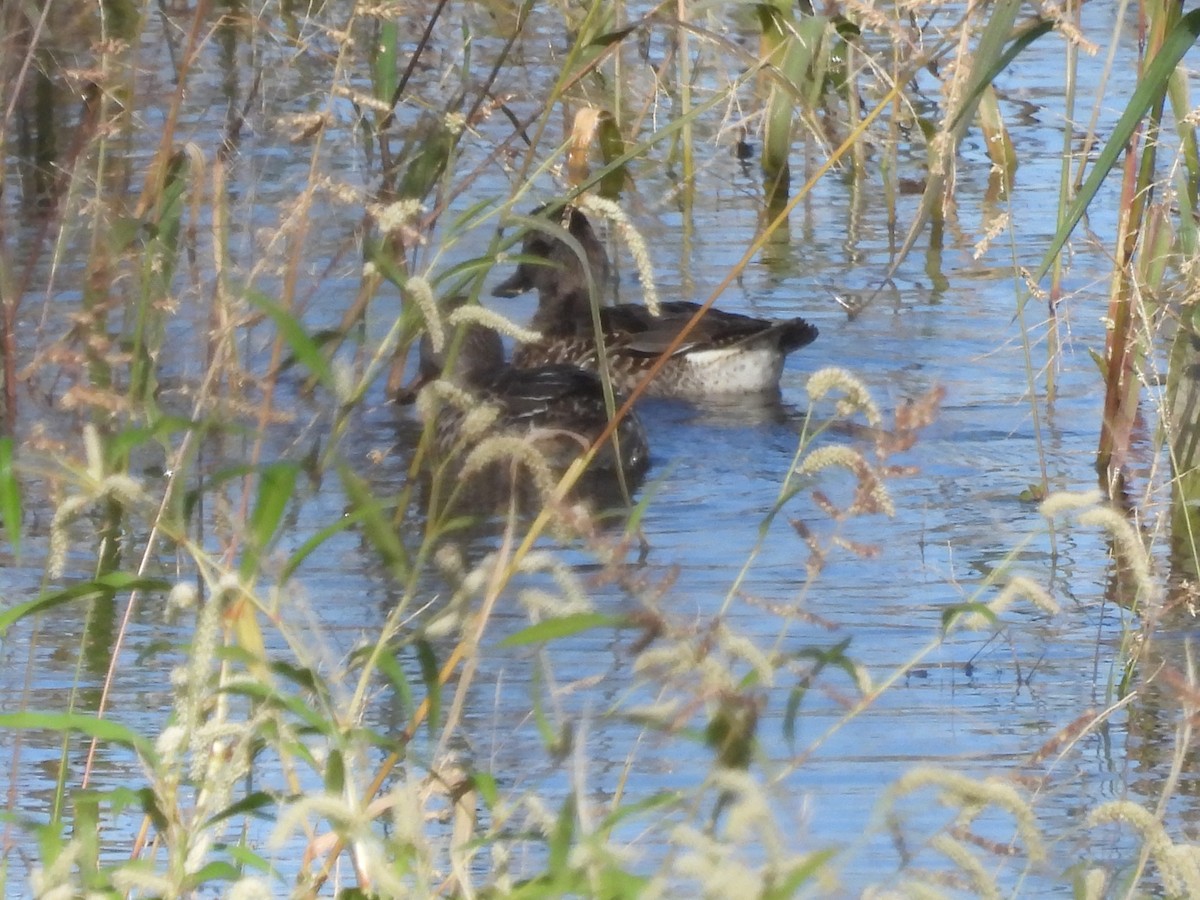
[492,205,610,302]
[419,318,506,391]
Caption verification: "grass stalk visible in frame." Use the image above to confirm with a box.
[6,2,1200,895]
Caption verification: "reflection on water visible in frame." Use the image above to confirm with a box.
[2,0,1193,893]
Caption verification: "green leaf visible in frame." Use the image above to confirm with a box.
[107,415,196,469]
[374,19,399,106]
[589,24,637,47]
[500,613,625,647]
[72,790,100,885]
[763,848,839,898]
[0,575,171,636]
[0,712,155,763]
[373,644,415,723]
[595,868,651,896]
[547,795,576,879]
[783,684,805,748]
[184,860,242,889]
[339,465,409,579]
[597,791,680,837]
[280,496,360,588]
[416,640,441,737]
[326,749,345,794]
[941,602,996,631]
[0,438,20,559]
[219,676,330,735]
[203,791,277,828]
[241,462,299,579]
[470,771,499,809]
[1032,9,1200,288]
[226,843,279,877]
[247,291,336,391]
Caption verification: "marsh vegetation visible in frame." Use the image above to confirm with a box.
[3,0,1200,895]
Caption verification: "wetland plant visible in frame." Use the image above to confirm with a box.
[0,0,1199,895]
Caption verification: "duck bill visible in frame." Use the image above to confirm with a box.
[395,368,434,405]
[492,266,533,297]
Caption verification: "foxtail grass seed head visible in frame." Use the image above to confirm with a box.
[111,867,173,896]
[518,550,593,609]
[888,768,1044,863]
[406,276,442,352]
[973,212,1010,260]
[1077,507,1155,605]
[333,86,390,113]
[710,768,773,842]
[388,781,433,864]
[519,794,559,836]
[458,404,502,443]
[928,834,1000,900]
[672,823,763,897]
[168,580,200,614]
[1086,802,1200,896]
[1039,489,1104,519]
[331,357,355,406]
[715,624,775,685]
[227,878,275,900]
[154,724,187,769]
[805,368,882,428]
[1080,868,1108,900]
[271,792,363,850]
[448,303,543,345]
[460,436,557,499]
[84,423,103,480]
[581,195,660,314]
[961,575,1060,629]
[796,445,895,517]
[1037,1,1099,53]
[415,379,476,424]
[184,832,214,877]
[178,576,229,746]
[29,839,82,900]
[623,698,684,726]
[444,110,467,136]
[519,587,591,617]
[459,551,496,598]
[48,494,88,579]
[795,444,864,477]
[434,542,465,582]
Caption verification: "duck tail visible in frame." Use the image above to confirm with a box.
[777,318,819,354]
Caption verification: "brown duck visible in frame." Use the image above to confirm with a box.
[493,206,819,400]
[417,318,650,484]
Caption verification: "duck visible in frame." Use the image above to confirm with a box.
[415,317,650,489]
[492,205,819,400]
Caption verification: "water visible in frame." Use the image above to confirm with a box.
[2,0,1196,894]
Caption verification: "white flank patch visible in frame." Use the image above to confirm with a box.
[679,346,784,395]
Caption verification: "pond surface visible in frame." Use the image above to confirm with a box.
[2,0,1197,894]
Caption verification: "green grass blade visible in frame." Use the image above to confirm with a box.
[0,711,156,763]
[0,438,20,560]
[373,643,415,723]
[248,291,336,392]
[374,19,399,106]
[338,465,410,579]
[1032,8,1200,286]
[0,575,171,636]
[500,612,625,646]
[416,640,441,738]
[241,462,299,579]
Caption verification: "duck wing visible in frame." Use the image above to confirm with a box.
[482,364,611,423]
[598,302,818,357]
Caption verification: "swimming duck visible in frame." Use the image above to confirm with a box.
[492,205,819,400]
[416,319,650,486]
